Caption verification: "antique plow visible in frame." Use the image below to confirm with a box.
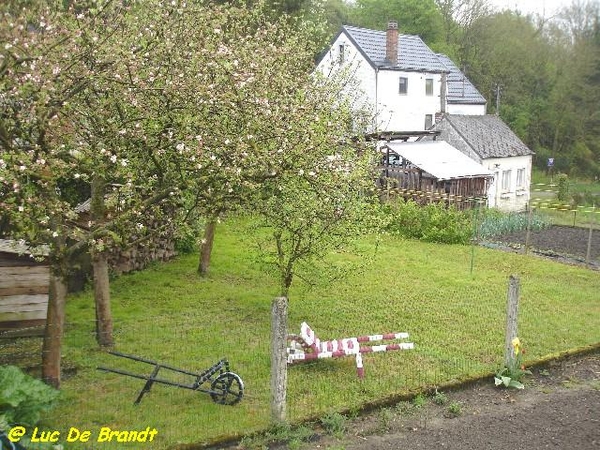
[287,322,414,378]
[97,351,244,405]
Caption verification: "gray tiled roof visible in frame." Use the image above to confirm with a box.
[431,115,533,159]
[436,54,486,105]
[343,25,448,72]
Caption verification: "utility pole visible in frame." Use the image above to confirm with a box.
[495,84,502,116]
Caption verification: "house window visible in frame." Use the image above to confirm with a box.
[516,168,525,188]
[338,44,345,64]
[502,170,512,192]
[425,78,433,96]
[399,77,408,95]
[424,114,433,129]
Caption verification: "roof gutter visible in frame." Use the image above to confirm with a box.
[375,67,379,132]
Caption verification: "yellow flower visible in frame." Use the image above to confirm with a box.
[512,337,521,355]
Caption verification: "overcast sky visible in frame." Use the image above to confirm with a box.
[488,0,574,17]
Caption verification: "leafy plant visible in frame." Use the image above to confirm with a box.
[377,407,394,431]
[478,209,551,238]
[432,389,448,405]
[238,422,315,449]
[447,402,462,416]
[557,174,570,202]
[384,199,473,244]
[494,337,532,389]
[412,393,427,409]
[0,366,60,427]
[321,412,347,438]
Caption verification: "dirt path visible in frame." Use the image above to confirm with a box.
[302,352,600,450]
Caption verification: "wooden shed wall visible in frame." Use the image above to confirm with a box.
[378,167,489,209]
[0,253,49,331]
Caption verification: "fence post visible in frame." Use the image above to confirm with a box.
[586,206,595,265]
[525,203,533,255]
[271,297,288,423]
[504,275,520,367]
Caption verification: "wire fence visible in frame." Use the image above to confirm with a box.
[2,184,600,448]
[2,272,599,449]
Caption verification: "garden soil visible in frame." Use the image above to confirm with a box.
[301,351,600,450]
[485,224,600,268]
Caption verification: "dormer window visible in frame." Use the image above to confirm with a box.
[399,77,408,95]
[338,44,345,64]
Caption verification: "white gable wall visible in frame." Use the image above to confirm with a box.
[484,155,532,212]
[315,33,376,129]
[376,70,443,131]
[315,33,447,133]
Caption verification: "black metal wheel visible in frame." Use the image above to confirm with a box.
[210,372,244,405]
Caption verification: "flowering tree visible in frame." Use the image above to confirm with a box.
[1,4,88,387]
[0,1,198,384]
[1,0,375,390]
[252,80,377,297]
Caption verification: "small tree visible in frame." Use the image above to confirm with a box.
[556,173,570,203]
[248,69,378,421]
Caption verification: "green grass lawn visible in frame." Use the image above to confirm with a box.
[34,219,600,448]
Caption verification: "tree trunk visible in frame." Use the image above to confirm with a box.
[198,218,217,276]
[93,253,114,347]
[90,174,113,346]
[42,271,68,389]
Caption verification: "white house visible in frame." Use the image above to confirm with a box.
[316,22,448,131]
[426,115,534,211]
[316,22,488,131]
[317,22,533,211]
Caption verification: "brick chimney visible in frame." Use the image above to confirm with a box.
[386,21,398,66]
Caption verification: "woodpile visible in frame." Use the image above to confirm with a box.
[0,240,49,333]
[109,237,177,276]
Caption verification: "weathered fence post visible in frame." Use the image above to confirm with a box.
[504,275,520,366]
[271,297,288,423]
[525,204,533,255]
[586,205,595,265]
